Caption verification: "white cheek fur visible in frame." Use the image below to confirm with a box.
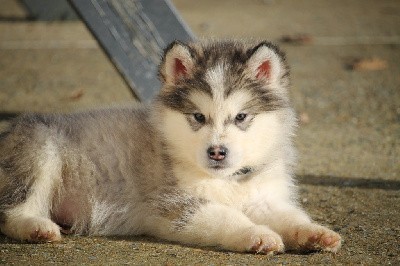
[162,110,208,168]
[242,113,282,164]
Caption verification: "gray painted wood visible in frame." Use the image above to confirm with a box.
[69,0,195,101]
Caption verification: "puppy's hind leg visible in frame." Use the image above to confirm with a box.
[0,140,62,242]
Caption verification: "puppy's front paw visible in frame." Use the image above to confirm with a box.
[295,223,341,253]
[249,232,285,255]
[227,225,284,255]
[1,216,61,242]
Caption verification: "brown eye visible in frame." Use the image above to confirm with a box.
[194,113,206,123]
[235,113,247,122]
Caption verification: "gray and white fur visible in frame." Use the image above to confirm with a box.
[0,40,341,254]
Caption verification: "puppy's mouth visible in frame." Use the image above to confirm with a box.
[207,160,229,170]
[210,165,225,170]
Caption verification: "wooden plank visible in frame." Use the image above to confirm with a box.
[69,0,195,101]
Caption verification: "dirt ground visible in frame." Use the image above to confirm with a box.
[0,0,399,265]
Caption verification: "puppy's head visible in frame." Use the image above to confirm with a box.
[155,40,295,178]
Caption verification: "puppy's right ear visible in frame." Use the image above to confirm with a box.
[159,41,194,85]
[246,42,286,88]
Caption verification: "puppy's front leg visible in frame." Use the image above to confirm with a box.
[246,204,341,253]
[144,191,284,254]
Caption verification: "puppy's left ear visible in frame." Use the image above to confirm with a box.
[159,41,195,86]
[246,42,287,87]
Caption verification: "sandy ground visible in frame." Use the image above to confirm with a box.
[0,0,399,264]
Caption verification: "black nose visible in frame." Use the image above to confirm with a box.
[207,146,228,161]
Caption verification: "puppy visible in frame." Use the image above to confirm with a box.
[0,40,341,254]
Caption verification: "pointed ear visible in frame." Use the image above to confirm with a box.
[159,41,194,85]
[247,42,286,86]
